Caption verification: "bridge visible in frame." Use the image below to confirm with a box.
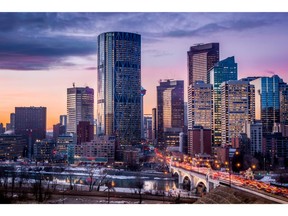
[169,161,288,203]
[169,163,220,194]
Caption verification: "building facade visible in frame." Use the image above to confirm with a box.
[188,81,213,130]
[14,106,46,158]
[209,56,238,147]
[157,79,184,149]
[97,31,141,146]
[75,135,115,162]
[221,81,255,147]
[250,75,283,135]
[143,114,152,141]
[67,86,94,134]
[243,120,263,155]
[187,43,219,85]
[0,134,26,160]
[77,121,94,144]
[188,126,212,156]
[33,139,56,161]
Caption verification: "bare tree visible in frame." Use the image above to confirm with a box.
[95,170,108,192]
[134,177,145,204]
[104,179,115,204]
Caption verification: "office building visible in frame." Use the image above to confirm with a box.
[77,121,94,144]
[75,135,115,162]
[53,123,66,141]
[67,85,94,134]
[55,134,76,164]
[97,32,141,146]
[0,134,26,160]
[59,115,67,134]
[157,79,184,149]
[187,43,219,85]
[243,120,263,155]
[188,81,213,130]
[188,126,212,156]
[221,81,255,146]
[33,139,56,161]
[250,75,283,135]
[15,106,46,158]
[209,56,238,146]
[143,114,152,141]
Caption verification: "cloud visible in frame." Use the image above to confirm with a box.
[0,12,287,70]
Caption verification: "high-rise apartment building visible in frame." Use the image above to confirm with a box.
[209,56,238,146]
[157,79,184,149]
[221,81,255,146]
[187,43,219,85]
[250,75,283,135]
[188,81,213,130]
[67,86,94,134]
[97,32,141,146]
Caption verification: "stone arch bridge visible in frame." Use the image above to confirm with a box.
[170,165,220,194]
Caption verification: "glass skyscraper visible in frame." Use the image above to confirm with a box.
[97,32,141,145]
[250,75,283,135]
[67,86,94,134]
[209,56,238,147]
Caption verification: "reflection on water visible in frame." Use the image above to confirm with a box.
[55,174,178,191]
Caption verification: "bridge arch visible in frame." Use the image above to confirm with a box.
[172,170,180,177]
[182,175,192,191]
[195,180,207,195]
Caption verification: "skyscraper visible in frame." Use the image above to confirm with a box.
[209,56,238,146]
[157,79,184,149]
[188,80,213,130]
[187,43,219,85]
[67,86,94,134]
[221,81,255,147]
[97,32,141,146]
[250,75,283,135]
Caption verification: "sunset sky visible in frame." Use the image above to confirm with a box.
[0,12,288,130]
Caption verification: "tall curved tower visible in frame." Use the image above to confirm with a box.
[97,32,141,146]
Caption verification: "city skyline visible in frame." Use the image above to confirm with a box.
[1,12,288,129]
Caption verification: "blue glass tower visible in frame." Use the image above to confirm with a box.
[209,56,238,147]
[251,75,283,135]
[97,32,141,146]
